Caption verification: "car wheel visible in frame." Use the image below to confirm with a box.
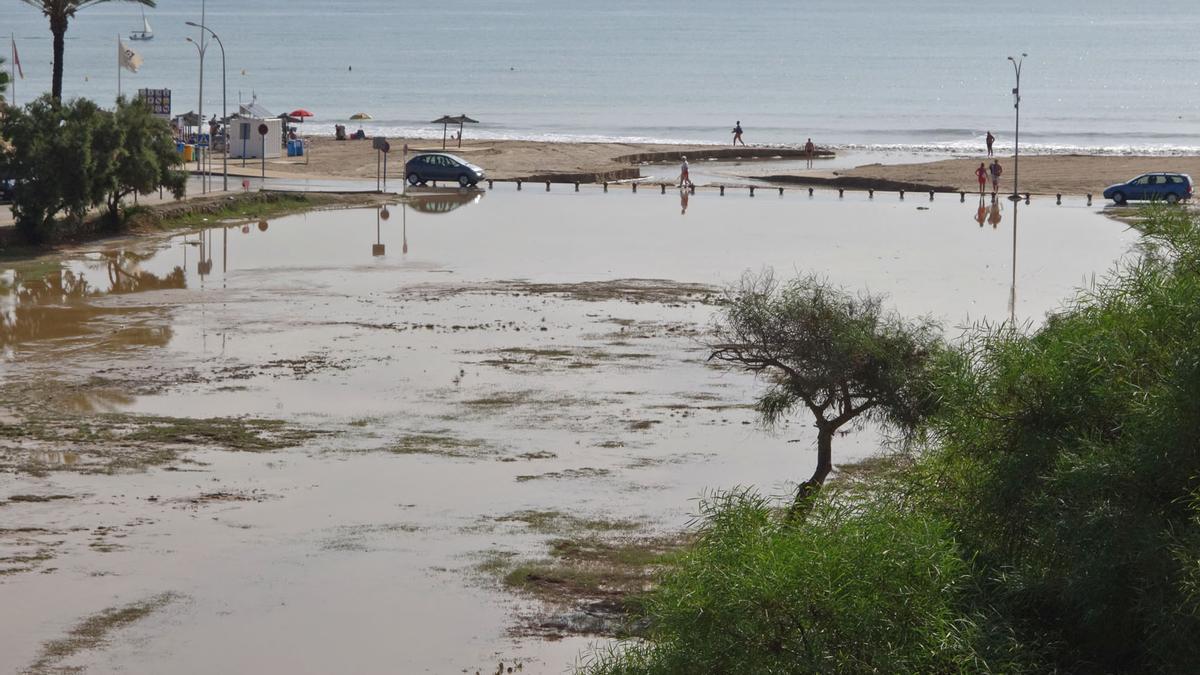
[1166,193,1180,204]
[457,174,471,188]
[1111,191,1126,205]
[407,173,421,186]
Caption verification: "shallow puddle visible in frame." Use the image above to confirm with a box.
[0,190,1134,673]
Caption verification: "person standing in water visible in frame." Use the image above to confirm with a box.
[804,138,816,169]
[989,159,1003,195]
[986,131,995,157]
[732,121,745,146]
[975,162,988,195]
[679,155,693,188]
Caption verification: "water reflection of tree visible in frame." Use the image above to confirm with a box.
[1,260,185,347]
[99,250,188,295]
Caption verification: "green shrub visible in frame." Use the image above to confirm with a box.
[580,489,986,675]
[0,95,184,241]
[914,204,1200,671]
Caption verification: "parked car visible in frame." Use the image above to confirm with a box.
[1103,172,1193,205]
[404,153,485,187]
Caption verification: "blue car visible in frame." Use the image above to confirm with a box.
[1103,172,1193,205]
[404,153,485,188]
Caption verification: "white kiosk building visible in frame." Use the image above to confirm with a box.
[229,102,282,160]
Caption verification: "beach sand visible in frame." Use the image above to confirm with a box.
[263,137,827,184]
[239,137,1200,197]
[808,155,1200,196]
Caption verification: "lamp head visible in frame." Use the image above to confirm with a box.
[185,21,199,28]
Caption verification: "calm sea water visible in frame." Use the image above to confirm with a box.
[6,0,1200,153]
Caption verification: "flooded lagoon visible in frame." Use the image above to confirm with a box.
[1,190,1134,673]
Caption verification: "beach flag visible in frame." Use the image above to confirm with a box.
[10,35,23,79]
[119,40,143,73]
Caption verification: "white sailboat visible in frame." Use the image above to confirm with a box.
[129,9,153,41]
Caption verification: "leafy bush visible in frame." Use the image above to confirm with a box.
[914,204,1200,671]
[581,490,986,675]
[0,95,184,241]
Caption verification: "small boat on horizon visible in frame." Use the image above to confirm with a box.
[129,9,153,41]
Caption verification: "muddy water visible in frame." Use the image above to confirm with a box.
[0,190,1134,673]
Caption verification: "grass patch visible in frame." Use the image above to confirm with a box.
[387,432,491,458]
[122,417,316,451]
[26,592,180,673]
[494,510,641,535]
[0,413,319,475]
[491,535,687,638]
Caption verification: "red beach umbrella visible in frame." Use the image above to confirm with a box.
[289,109,315,121]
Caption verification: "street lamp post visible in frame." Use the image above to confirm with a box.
[1007,53,1027,201]
[185,37,207,195]
[188,21,227,192]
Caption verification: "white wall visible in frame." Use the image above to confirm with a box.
[229,117,283,159]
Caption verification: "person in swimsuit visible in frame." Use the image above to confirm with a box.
[732,121,745,146]
[976,163,988,195]
[986,131,995,157]
[989,159,1003,195]
[679,155,693,188]
[804,138,816,168]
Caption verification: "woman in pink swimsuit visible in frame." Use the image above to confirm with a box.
[975,163,988,195]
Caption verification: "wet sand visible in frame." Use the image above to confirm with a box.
[787,154,1200,196]
[1,191,1136,673]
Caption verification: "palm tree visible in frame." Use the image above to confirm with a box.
[17,0,156,102]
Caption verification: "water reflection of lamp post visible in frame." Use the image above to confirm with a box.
[1007,53,1027,201]
[1008,200,1019,323]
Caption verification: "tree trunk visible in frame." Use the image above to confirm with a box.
[786,426,834,522]
[51,16,67,102]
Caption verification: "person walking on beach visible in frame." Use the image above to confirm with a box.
[975,162,988,195]
[986,131,995,157]
[804,138,816,168]
[732,121,745,146]
[989,159,1003,195]
[678,155,693,188]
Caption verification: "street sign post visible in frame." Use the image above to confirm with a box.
[373,137,391,192]
[258,123,269,181]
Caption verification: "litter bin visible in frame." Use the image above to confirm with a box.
[295,140,304,157]
[182,144,195,162]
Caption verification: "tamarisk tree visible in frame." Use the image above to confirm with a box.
[709,272,941,516]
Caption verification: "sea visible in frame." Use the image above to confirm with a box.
[5,0,1200,155]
